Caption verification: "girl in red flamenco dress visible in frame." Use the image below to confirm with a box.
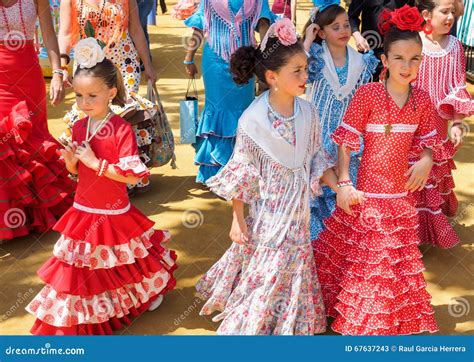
[0,0,74,240]
[411,0,474,248]
[313,6,441,335]
[26,38,177,335]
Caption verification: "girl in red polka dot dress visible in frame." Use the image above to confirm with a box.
[25,39,177,335]
[411,0,474,249]
[313,6,440,335]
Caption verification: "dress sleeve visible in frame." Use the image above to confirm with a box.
[206,128,262,203]
[361,50,379,83]
[438,40,474,119]
[184,0,205,30]
[307,43,325,83]
[409,94,444,157]
[348,0,363,34]
[331,85,369,152]
[112,120,150,178]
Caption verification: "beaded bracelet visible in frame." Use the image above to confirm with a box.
[336,180,353,188]
[97,159,109,177]
[52,69,65,77]
[183,60,194,65]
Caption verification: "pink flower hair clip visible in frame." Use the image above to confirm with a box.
[259,18,298,52]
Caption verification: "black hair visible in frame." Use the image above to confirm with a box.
[74,58,127,106]
[230,37,305,85]
[416,0,438,13]
[383,27,423,55]
[302,5,347,43]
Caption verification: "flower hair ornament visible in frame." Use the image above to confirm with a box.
[74,20,106,69]
[260,18,298,52]
[378,4,432,36]
[310,0,340,21]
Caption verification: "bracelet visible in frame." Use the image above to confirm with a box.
[183,60,194,65]
[97,159,109,177]
[52,69,65,77]
[60,53,71,65]
[336,180,353,188]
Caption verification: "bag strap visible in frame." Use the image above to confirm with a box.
[185,77,198,99]
[147,80,162,104]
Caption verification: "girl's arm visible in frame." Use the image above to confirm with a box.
[290,0,297,25]
[336,146,365,215]
[405,148,433,192]
[128,0,156,83]
[58,0,73,62]
[320,167,338,193]
[37,0,65,105]
[229,199,249,245]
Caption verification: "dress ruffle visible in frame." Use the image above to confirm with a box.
[206,160,262,203]
[0,102,75,240]
[438,87,474,119]
[331,125,361,152]
[113,155,151,178]
[313,199,439,335]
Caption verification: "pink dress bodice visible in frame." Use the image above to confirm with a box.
[0,0,37,41]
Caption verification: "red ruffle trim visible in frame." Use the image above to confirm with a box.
[53,205,155,246]
[417,209,460,249]
[438,89,474,120]
[331,126,361,152]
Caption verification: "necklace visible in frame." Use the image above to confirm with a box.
[383,82,412,136]
[78,0,107,39]
[265,92,299,122]
[86,111,112,142]
[0,0,27,37]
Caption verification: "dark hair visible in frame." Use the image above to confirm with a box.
[74,58,127,106]
[416,0,438,13]
[302,5,347,43]
[383,27,422,55]
[230,37,305,85]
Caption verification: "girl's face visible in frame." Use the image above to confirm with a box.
[381,39,423,86]
[73,74,117,120]
[267,52,309,97]
[319,12,351,48]
[423,0,455,35]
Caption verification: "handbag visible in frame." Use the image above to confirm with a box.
[146,81,177,168]
[179,78,199,144]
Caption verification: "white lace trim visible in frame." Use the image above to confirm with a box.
[422,36,456,58]
[417,208,443,215]
[417,129,437,139]
[363,191,408,199]
[341,122,362,135]
[115,155,148,175]
[73,202,131,215]
[365,124,418,133]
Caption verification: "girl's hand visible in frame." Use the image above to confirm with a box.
[450,123,464,148]
[337,186,365,216]
[303,23,320,51]
[74,141,100,170]
[50,73,65,106]
[185,63,198,78]
[229,216,249,245]
[60,141,79,164]
[404,156,433,192]
[144,65,158,84]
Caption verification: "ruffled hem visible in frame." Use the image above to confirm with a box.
[53,229,171,269]
[53,205,155,246]
[194,135,235,167]
[438,89,474,120]
[409,131,444,158]
[197,103,240,138]
[206,160,262,203]
[0,102,75,240]
[195,164,222,184]
[331,126,361,152]
[417,209,460,248]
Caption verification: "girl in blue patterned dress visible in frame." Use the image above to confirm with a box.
[302,2,379,240]
[183,0,273,184]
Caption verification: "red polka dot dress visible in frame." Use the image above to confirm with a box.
[412,36,474,248]
[26,115,177,335]
[313,83,440,335]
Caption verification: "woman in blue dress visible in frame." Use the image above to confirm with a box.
[183,0,273,184]
[302,3,378,240]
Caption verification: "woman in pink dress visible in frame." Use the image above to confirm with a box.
[0,0,74,241]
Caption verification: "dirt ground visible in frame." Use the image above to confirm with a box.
[0,0,472,335]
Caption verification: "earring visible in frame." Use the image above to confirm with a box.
[423,19,433,35]
[108,99,113,107]
[379,66,388,82]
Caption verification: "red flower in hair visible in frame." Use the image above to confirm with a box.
[378,8,393,35]
[389,5,424,32]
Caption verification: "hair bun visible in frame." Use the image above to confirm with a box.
[230,46,259,85]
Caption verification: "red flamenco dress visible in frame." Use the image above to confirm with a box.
[412,35,474,248]
[313,83,440,335]
[0,0,74,240]
[26,115,177,335]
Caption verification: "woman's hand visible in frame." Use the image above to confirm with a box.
[229,215,249,245]
[336,186,365,216]
[185,63,198,78]
[60,141,79,164]
[62,70,73,89]
[144,64,158,84]
[450,123,464,148]
[50,73,65,106]
[353,32,370,53]
[75,141,99,170]
[405,155,433,192]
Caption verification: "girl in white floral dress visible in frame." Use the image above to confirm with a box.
[195,19,338,335]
